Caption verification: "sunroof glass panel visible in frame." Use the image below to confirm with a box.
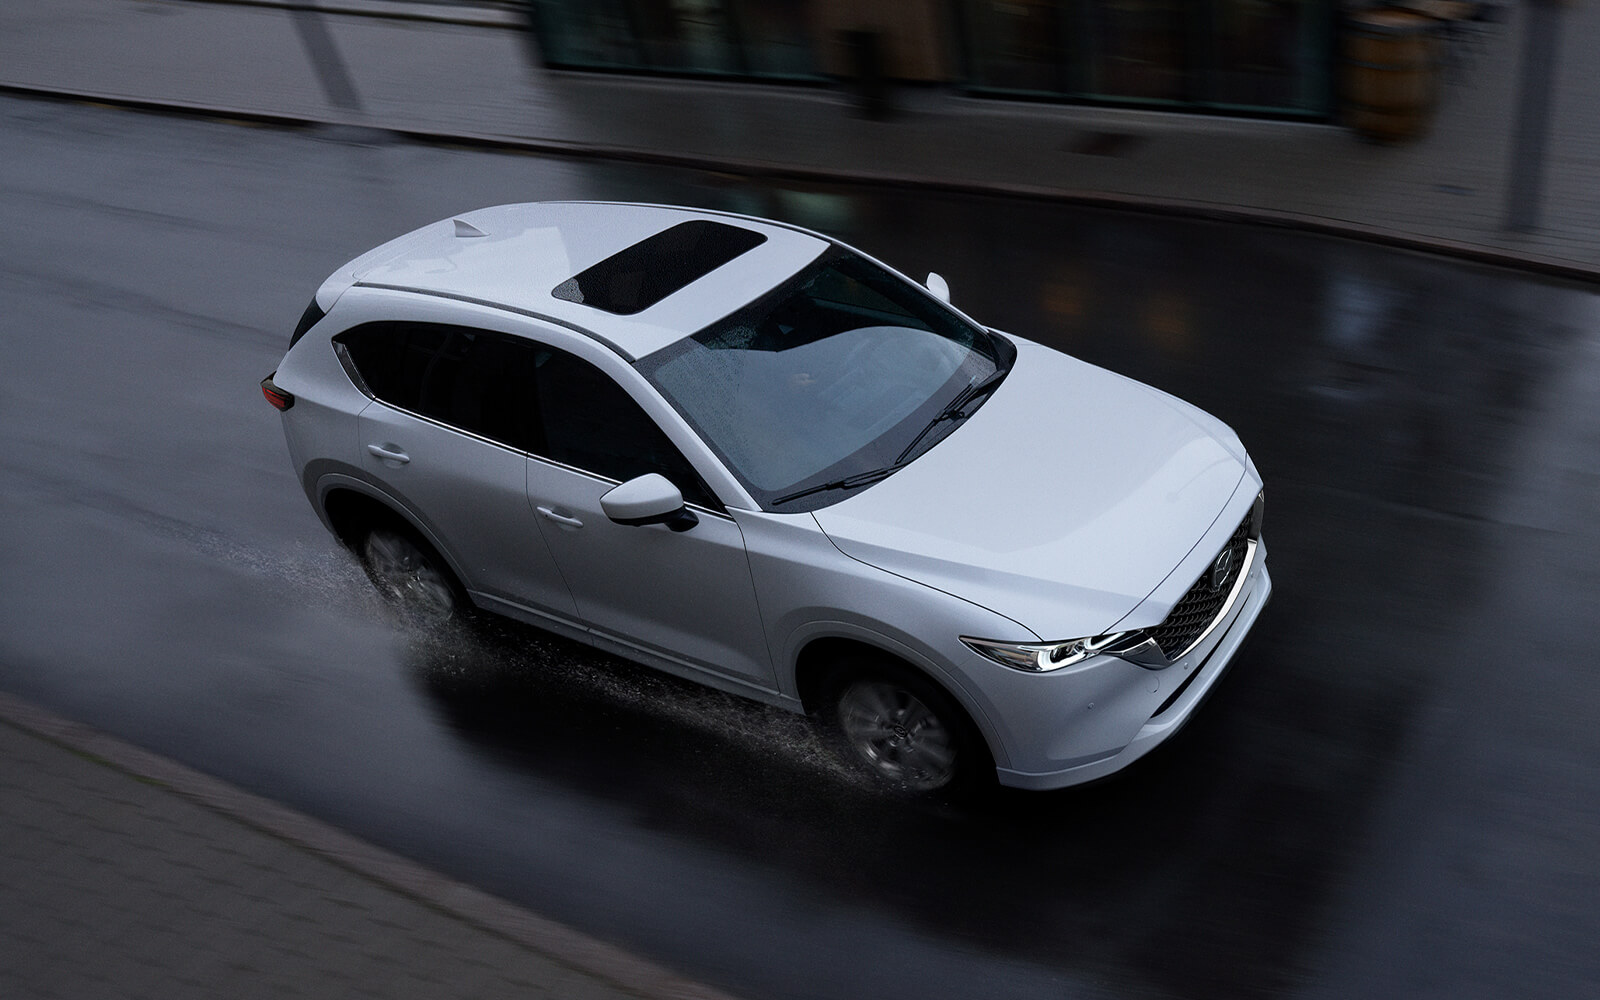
[552,221,768,315]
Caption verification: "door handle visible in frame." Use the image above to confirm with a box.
[536,506,584,529]
[367,443,410,464]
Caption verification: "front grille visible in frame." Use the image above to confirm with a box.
[1148,511,1254,659]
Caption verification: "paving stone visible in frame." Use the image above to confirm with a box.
[0,716,698,1000]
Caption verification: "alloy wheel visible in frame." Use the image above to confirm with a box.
[361,528,457,625]
[836,679,959,791]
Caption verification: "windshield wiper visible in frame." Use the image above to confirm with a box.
[893,367,1009,466]
[771,367,1010,508]
[771,464,907,506]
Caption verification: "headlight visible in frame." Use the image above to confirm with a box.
[960,633,1133,672]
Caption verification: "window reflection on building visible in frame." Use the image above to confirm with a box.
[732,0,817,76]
[961,0,1330,115]
[963,1,1074,95]
[528,0,1333,117]
[530,0,640,70]
[633,0,737,73]
[1208,0,1326,112]
[1089,0,1189,103]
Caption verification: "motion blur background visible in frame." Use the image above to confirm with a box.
[527,0,1337,116]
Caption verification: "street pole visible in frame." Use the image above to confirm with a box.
[1503,0,1564,233]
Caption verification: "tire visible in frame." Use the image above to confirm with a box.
[818,656,991,796]
[356,522,468,629]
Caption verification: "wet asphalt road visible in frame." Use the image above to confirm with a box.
[2,95,1598,999]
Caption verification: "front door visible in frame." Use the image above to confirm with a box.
[521,345,774,687]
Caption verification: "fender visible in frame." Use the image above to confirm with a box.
[781,618,1011,769]
[310,467,474,595]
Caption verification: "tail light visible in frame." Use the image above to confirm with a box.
[261,373,294,411]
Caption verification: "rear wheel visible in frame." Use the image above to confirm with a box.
[357,524,465,628]
[819,657,990,796]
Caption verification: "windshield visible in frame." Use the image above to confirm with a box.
[637,247,1011,511]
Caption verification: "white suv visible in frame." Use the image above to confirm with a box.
[262,202,1271,794]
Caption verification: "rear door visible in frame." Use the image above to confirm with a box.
[340,322,577,621]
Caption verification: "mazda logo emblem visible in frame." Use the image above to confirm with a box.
[1210,548,1235,591]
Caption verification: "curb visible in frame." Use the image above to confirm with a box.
[0,689,743,1000]
[4,80,1597,287]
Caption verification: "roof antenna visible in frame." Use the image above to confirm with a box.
[453,218,488,238]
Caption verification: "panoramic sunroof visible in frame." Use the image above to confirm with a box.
[551,220,767,315]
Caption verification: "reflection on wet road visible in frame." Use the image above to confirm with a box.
[1,96,1597,999]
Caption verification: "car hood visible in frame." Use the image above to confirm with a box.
[810,338,1247,640]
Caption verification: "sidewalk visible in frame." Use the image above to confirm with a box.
[0,692,736,1000]
[0,0,1597,281]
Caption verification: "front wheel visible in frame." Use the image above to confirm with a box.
[820,660,990,796]
[358,524,465,628]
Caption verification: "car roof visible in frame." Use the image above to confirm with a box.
[344,202,830,360]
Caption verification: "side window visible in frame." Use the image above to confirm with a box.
[337,322,539,452]
[532,348,720,510]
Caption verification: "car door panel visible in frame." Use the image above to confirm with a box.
[526,459,773,686]
[357,402,577,620]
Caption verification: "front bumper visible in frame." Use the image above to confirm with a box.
[992,544,1272,790]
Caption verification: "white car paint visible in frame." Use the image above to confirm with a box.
[267,201,1272,793]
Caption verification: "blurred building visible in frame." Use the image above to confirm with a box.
[525,1,1336,119]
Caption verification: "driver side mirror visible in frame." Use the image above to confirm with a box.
[925,271,951,304]
[600,474,699,532]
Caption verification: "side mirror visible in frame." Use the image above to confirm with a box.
[925,271,951,304]
[600,474,699,532]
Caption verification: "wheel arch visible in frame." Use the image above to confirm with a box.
[314,476,471,595]
[321,483,406,549]
[796,633,1001,792]
[791,632,1004,770]
[794,635,898,715]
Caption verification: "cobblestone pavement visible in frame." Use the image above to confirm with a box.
[0,694,734,1000]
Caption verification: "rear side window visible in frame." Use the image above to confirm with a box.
[289,297,326,348]
[336,322,539,452]
[335,322,718,509]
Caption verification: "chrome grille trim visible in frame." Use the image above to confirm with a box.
[1151,513,1253,657]
[1109,508,1260,671]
